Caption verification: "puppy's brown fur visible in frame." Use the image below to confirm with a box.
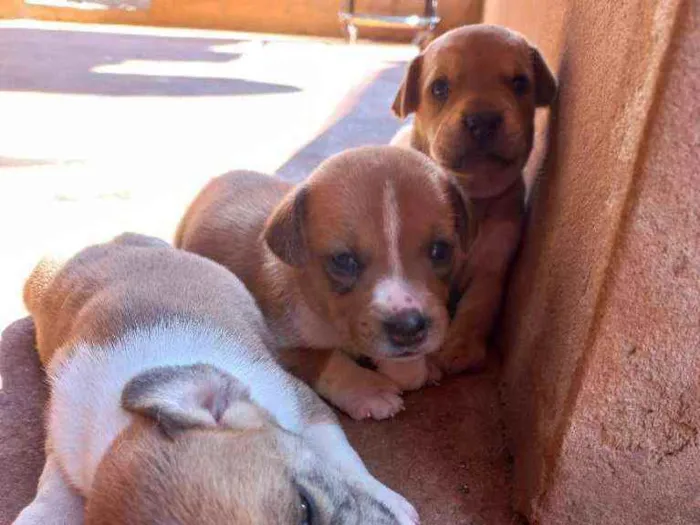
[16,233,417,525]
[176,146,473,420]
[24,234,272,368]
[391,24,556,373]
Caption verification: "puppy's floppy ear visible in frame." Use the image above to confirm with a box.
[445,176,476,252]
[122,364,269,437]
[263,185,309,267]
[392,55,423,118]
[530,45,557,107]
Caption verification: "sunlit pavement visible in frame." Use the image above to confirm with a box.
[0,19,414,328]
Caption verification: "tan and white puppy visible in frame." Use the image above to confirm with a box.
[176,146,473,420]
[13,233,417,525]
[391,24,557,373]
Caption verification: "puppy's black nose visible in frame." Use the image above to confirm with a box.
[383,309,429,347]
[464,111,503,144]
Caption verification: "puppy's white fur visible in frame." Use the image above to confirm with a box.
[174,148,470,419]
[14,236,418,525]
[47,321,300,493]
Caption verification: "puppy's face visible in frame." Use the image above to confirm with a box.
[86,364,401,524]
[264,146,473,361]
[393,25,557,184]
[89,428,401,524]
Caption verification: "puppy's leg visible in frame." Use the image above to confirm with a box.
[315,350,404,421]
[303,422,419,525]
[436,212,521,375]
[375,356,442,391]
[434,269,505,374]
[280,344,440,393]
[13,454,84,525]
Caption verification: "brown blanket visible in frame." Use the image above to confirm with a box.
[0,316,514,524]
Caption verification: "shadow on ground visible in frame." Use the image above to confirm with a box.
[0,27,300,96]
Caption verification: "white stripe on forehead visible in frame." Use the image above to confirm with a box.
[382,181,402,276]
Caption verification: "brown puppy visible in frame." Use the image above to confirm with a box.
[176,146,473,420]
[14,233,417,525]
[391,24,556,373]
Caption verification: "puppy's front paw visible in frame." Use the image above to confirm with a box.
[375,357,437,392]
[316,352,404,420]
[370,483,419,525]
[341,376,404,421]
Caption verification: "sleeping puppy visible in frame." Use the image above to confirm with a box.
[176,146,473,420]
[13,233,417,525]
[391,24,557,373]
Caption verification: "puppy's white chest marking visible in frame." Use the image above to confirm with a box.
[48,322,304,496]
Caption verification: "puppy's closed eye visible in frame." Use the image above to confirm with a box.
[299,492,314,525]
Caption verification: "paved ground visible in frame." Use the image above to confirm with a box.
[0,20,514,524]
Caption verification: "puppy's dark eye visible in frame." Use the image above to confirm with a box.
[512,74,530,96]
[326,251,363,293]
[299,493,312,525]
[429,240,453,267]
[430,78,449,101]
[328,252,361,277]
